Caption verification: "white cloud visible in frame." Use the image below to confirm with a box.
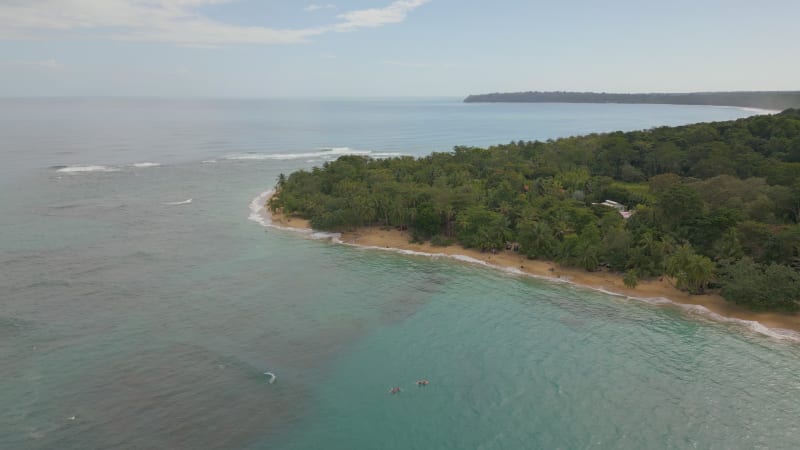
[336,0,430,31]
[0,0,430,46]
[304,4,335,12]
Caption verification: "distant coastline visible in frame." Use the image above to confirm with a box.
[463,91,800,111]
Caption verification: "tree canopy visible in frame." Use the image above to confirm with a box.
[270,109,800,311]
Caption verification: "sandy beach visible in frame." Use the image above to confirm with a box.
[265,196,800,336]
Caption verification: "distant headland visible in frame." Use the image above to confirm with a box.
[463,91,800,111]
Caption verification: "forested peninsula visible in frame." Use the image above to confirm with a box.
[464,91,800,111]
[269,110,800,312]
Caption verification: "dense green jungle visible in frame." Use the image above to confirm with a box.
[271,110,800,311]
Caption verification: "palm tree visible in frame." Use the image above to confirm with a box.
[685,254,715,294]
[666,244,715,293]
[353,194,376,226]
[440,204,457,237]
[638,230,657,256]
[520,221,555,259]
[275,173,287,189]
[549,208,572,240]
[578,244,600,271]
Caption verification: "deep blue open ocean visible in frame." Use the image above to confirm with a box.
[2,98,798,449]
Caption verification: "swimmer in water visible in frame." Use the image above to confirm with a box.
[389,387,401,394]
[416,379,429,386]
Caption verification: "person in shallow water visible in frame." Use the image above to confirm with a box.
[416,379,429,386]
[389,387,401,394]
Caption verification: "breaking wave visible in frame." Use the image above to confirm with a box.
[223,147,403,162]
[164,199,192,206]
[54,162,163,173]
[247,190,340,242]
[55,165,120,173]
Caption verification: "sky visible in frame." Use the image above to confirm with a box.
[0,0,798,98]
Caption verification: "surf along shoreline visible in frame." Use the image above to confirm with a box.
[254,190,800,340]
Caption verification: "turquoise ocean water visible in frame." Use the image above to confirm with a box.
[1,98,799,449]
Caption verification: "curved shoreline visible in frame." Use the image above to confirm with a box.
[251,190,800,341]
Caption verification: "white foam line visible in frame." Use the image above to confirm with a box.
[729,106,781,115]
[56,165,120,173]
[55,162,163,172]
[164,199,192,206]
[248,189,330,238]
[311,231,343,242]
[578,289,800,341]
[541,281,800,343]
[248,190,800,343]
[248,190,275,228]
[224,147,404,162]
[675,304,800,341]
